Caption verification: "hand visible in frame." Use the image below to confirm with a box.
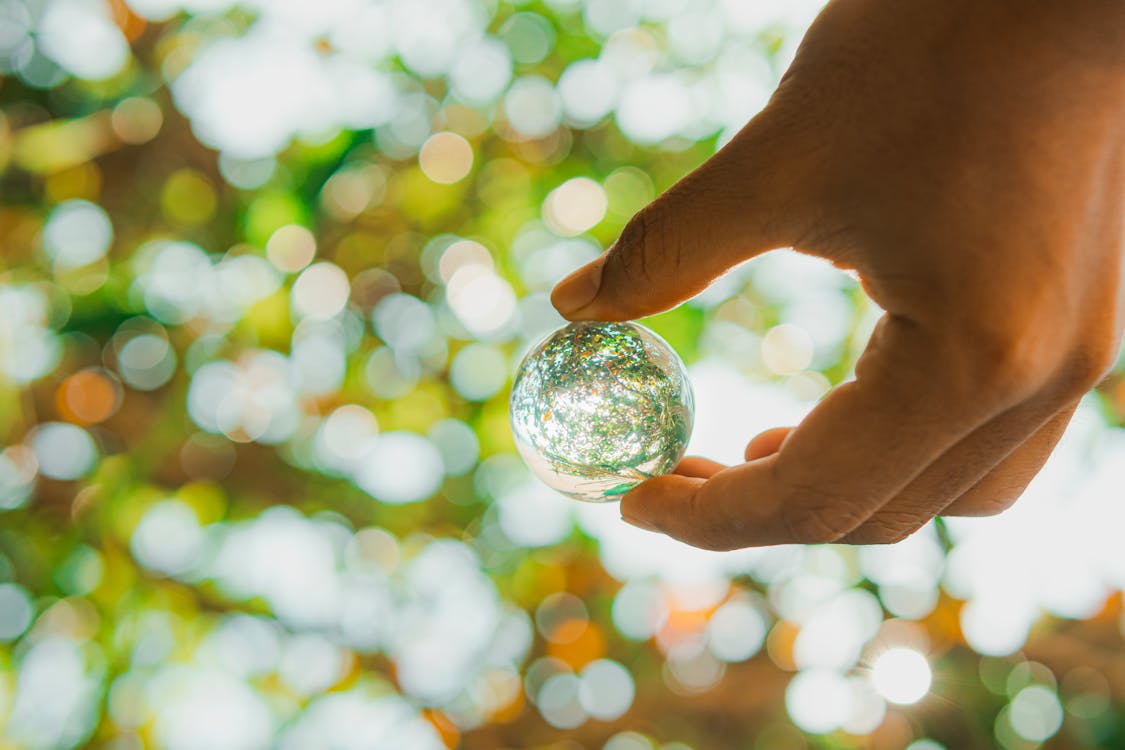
[550,0,1125,548]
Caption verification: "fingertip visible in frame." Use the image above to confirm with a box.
[675,456,726,479]
[744,426,795,461]
[620,474,703,533]
[550,255,606,319]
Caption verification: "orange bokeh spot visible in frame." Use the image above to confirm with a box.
[108,0,147,41]
[547,620,606,669]
[422,709,460,749]
[487,684,526,724]
[765,620,798,672]
[926,593,964,644]
[663,605,713,638]
[57,369,120,425]
[544,614,587,645]
[1097,590,1123,623]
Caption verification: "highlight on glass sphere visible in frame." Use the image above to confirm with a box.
[510,321,695,502]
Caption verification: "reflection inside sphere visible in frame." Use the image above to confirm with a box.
[510,321,694,502]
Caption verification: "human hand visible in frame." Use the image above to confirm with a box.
[550,0,1125,547]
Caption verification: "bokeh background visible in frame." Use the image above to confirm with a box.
[3,1,1125,748]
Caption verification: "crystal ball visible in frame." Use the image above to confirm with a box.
[510,321,695,503]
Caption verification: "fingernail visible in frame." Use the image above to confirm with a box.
[621,513,661,533]
[551,254,605,317]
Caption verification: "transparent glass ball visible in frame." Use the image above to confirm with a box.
[510,321,694,502]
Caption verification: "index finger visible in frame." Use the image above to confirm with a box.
[620,315,1024,549]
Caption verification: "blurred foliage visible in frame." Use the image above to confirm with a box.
[3,1,1125,750]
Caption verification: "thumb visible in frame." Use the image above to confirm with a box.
[744,426,794,461]
[550,116,808,321]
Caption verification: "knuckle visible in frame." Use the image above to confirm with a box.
[1049,341,1118,399]
[947,317,1058,408]
[947,305,1119,409]
[603,207,677,320]
[613,206,670,282]
[963,330,1041,394]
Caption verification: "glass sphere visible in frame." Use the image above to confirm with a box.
[510,321,694,502]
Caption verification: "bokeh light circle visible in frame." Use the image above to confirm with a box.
[870,648,932,705]
[354,432,444,504]
[28,422,97,480]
